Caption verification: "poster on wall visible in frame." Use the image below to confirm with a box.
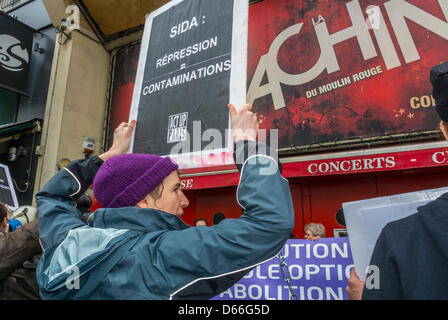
[107,45,141,150]
[0,163,19,210]
[247,0,448,151]
[0,12,33,95]
[129,0,248,168]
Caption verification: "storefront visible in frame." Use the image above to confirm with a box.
[0,1,55,206]
[2,0,443,236]
[0,0,444,302]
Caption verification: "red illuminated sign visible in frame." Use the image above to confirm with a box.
[180,143,448,189]
[247,0,448,150]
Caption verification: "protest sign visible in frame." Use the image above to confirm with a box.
[0,163,19,210]
[343,186,448,281]
[129,0,248,168]
[213,237,354,300]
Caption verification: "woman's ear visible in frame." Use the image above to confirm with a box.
[136,195,151,209]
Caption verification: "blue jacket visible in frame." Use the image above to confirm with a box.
[35,142,294,299]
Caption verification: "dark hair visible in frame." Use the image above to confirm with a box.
[148,169,179,204]
[194,218,208,226]
[149,184,165,211]
[0,202,8,224]
[212,212,226,225]
[146,169,180,208]
[150,184,164,201]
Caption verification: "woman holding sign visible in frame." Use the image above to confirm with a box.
[35,104,294,300]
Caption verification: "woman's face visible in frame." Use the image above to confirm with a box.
[304,229,314,240]
[138,171,189,217]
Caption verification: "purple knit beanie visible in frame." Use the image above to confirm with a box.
[93,153,178,208]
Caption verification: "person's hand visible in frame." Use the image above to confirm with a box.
[440,120,448,140]
[346,268,365,300]
[99,120,136,162]
[228,104,259,143]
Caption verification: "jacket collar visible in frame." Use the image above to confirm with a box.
[92,207,190,233]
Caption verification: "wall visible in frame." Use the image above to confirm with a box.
[34,29,110,196]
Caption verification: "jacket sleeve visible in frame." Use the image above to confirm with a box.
[0,220,41,280]
[156,141,294,298]
[35,156,103,251]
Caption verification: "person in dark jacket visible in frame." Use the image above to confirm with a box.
[346,61,448,300]
[0,216,42,300]
[36,103,294,300]
[212,212,226,225]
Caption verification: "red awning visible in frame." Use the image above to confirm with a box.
[179,141,448,190]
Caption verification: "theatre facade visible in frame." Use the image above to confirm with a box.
[104,0,448,237]
[1,0,447,238]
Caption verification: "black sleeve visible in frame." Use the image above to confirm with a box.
[64,155,104,201]
[35,156,104,250]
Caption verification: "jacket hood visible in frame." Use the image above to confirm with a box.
[37,227,139,299]
[37,207,190,299]
[92,207,191,232]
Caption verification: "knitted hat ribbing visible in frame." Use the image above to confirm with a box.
[93,153,178,208]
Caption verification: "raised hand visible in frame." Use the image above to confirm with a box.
[99,120,136,162]
[228,104,259,143]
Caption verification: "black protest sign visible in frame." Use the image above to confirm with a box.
[0,12,33,95]
[130,0,247,161]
